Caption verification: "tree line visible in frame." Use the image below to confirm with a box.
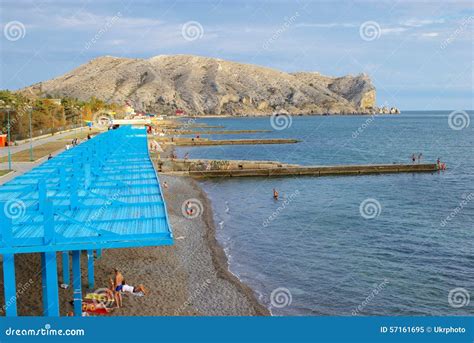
[0,90,125,141]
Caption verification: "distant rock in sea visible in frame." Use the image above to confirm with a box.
[21,54,388,116]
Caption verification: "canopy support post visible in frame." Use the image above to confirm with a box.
[41,251,59,316]
[72,250,82,316]
[87,250,94,289]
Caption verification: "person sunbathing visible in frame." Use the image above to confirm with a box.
[117,280,147,295]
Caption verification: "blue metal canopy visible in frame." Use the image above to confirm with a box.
[0,125,173,254]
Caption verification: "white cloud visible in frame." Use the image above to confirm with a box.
[295,22,357,29]
[401,18,445,27]
[420,32,439,38]
[8,7,162,32]
[381,27,408,35]
[54,11,162,30]
[105,39,126,46]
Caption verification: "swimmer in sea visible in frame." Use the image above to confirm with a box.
[273,188,279,200]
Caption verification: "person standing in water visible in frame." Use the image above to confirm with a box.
[417,153,423,163]
[273,188,279,200]
[411,154,416,163]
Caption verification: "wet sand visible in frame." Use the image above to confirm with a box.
[0,174,269,316]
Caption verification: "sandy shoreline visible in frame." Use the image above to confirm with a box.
[0,174,268,316]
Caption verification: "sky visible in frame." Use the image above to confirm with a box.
[0,0,472,110]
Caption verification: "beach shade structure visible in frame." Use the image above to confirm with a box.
[0,125,173,317]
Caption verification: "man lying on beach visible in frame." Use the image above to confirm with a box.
[116,280,148,296]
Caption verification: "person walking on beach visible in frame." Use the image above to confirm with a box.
[273,188,279,200]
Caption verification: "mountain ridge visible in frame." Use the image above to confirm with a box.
[22,54,380,115]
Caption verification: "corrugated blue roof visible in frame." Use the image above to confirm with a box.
[0,125,173,254]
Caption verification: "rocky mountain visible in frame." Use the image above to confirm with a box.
[22,55,380,115]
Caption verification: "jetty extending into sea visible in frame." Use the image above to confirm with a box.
[157,158,438,178]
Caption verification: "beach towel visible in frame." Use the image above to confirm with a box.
[84,292,115,303]
[82,302,113,314]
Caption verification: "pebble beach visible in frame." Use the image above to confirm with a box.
[0,173,268,316]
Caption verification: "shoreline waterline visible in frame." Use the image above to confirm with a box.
[180,176,270,316]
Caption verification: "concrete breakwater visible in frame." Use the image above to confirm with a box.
[173,138,299,146]
[188,163,438,178]
[155,159,438,178]
[154,158,298,173]
[155,158,438,177]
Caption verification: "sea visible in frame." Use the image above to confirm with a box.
[175,111,474,316]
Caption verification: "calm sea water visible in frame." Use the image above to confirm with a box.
[176,111,474,316]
